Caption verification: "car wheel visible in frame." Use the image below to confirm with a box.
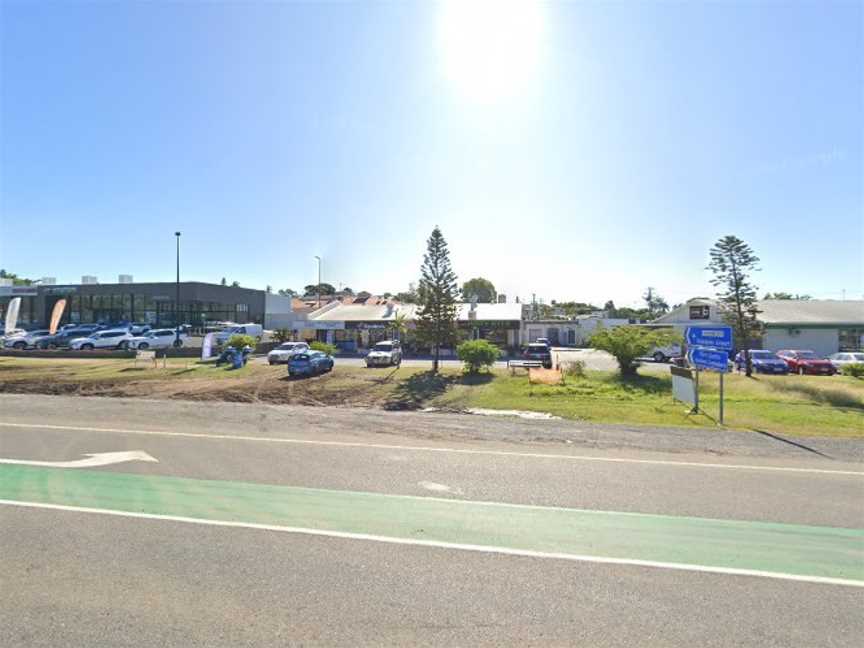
[82,344,94,351]
[47,343,57,350]
[117,341,128,350]
[653,351,665,363]
[268,359,275,365]
[173,339,183,348]
[13,341,26,350]
[138,342,149,350]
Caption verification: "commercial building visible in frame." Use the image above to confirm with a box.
[759,300,864,356]
[0,281,293,332]
[522,315,631,346]
[651,298,864,356]
[291,301,523,352]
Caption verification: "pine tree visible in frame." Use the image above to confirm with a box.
[707,235,761,376]
[415,227,459,372]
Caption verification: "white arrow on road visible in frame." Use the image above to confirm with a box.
[0,451,158,469]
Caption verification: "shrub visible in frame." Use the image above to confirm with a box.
[273,328,291,343]
[841,363,864,378]
[310,341,338,356]
[226,334,257,350]
[560,359,586,379]
[589,325,679,376]
[456,339,500,373]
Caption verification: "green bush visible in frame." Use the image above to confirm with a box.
[310,341,338,356]
[841,363,864,378]
[226,334,257,350]
[589,325,679,376]
[457,339,500,373]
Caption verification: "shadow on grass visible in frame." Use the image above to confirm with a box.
[765,380,864,410]
[605,373,670,395]
[118,367,148,373]
[384,370,458,410]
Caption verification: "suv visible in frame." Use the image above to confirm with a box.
[523,343,552,368]
[69,329,134,350]
[128,329,187,350]
[776,350,836,376]
[267,341,310,365]
[3,329,51,349]
[366,340,402,367]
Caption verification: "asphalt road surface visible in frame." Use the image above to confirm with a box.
[1,394,862,647]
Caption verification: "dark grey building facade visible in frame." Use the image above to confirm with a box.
[1,282,266,330]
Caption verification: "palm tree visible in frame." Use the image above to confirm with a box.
[390,312,409,342]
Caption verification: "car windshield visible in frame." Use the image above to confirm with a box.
[278,343,297,350]
[852,354,864,362]
[373,344,392,352]
[797,351,819,359]
[292,354,309,361]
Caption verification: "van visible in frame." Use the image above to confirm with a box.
[216,323,264,344]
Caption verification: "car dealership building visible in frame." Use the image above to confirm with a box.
[0,280,294,331]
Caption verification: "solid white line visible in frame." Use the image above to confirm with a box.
[1,498,861,588]
[0,450,157,468]
[0,421,861,476]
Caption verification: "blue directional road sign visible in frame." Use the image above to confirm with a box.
[688,346,730,373]
[685,325,733,351]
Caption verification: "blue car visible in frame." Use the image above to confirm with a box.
[734,349,789,374]
[288,350,334,377]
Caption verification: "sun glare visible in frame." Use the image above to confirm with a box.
[438,0,545,102]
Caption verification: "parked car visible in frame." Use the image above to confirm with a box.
[69,329,135,350]
[288,350,334,377]
[3,329,51,349]
[650,343,683,363]
[267,341,310,365]
[535,337,551,347]
[523,343,552,368]
[127,329,187,350]
[734,349,789,374]
[128,322,152,336]
[366,340,402,367]
[36,327,98,349]
[776,350,836,376]
[216,323,264,344]
[828,352,864,371]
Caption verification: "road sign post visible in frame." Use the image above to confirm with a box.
[684,325,732,425]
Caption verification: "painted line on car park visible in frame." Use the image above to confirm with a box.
[1,421,861,476]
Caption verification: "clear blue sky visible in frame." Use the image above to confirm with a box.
[1,1,861,307]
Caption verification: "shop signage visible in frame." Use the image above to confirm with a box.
[457,319,520,330]
[0,286,38,297]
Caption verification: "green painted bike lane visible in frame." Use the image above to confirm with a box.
[1,464,862,584]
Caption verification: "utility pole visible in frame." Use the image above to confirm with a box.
[314,256,322,308]
[174,232,181,345]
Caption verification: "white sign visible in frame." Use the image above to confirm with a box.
[671,366,697,407]
[201,332,215,360]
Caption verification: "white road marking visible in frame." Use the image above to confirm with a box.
[0,421,861,476]
[0,450,157,468]
[1,498,861,589]
[418,480,462,495]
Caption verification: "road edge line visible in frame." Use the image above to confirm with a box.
[2,498,862,588]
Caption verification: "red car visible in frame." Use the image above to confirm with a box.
[775,350,836,376]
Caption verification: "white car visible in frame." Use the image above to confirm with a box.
[650,343,682,363]
[69,329,135,350]
[267,341,310,365]
[828,352,864,371]
[366,340,402,367]
[216,323,264,345]
[128,329,188,350]
[4,329,51,349]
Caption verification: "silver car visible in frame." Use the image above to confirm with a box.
[267,342,310,365]
[828,352,864,371]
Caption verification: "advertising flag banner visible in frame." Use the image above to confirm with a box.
[201,332,215,360]
[4,297,21,334]
[49,299,67,335]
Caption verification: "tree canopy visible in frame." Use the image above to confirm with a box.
[461,277,496,303]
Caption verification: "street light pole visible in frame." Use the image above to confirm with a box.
[175,232,181,344]
[314,255,321,308]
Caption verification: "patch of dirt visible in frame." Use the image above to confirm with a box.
[528,368,564,385]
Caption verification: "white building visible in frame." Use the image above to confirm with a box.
[651,298,864,356]
[759,300,864,357]
[522,316,630,346]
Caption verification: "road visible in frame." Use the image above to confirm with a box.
[1,394,862,646]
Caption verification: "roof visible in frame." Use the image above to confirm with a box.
[308,302,522,323]
[757,300,864,326]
